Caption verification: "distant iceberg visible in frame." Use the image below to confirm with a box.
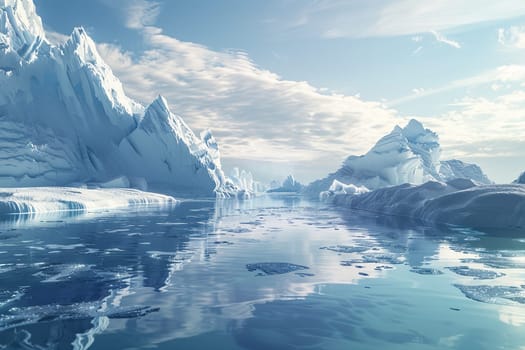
[514,171,525,184]
[305,119,492,196]
[267,175,303,193]
[0,0,241,197]
[228,167,266,195]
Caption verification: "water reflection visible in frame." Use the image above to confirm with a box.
[0,195,524,349]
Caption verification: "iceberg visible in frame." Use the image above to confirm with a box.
[0,0,239,197]
[229,167,266,195]
[513,171,525,184]
[0,187,176,215]
[304,119,492,196]
[324,179,525,231]
[267,175,303,193]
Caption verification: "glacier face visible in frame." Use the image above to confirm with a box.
[305,119,492,196]
[0,0,237,196]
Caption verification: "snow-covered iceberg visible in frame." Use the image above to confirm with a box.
[267,175,303,193]
[0,0,238,197]
[324,179,525,231]
[304,119,492,196]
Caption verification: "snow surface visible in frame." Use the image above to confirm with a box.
[0,187,177,215]
[267,175,303,193]
[0,0,242,197]
[304,119,492,196]
[323,179,525,230]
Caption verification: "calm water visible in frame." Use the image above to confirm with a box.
[0,194,524,349]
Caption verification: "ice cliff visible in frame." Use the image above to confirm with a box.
[0,0,239,196]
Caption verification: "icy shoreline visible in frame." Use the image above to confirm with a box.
[0,187,177,215]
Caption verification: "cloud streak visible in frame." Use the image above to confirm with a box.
[430,30,461,49]
[389,64,525,106]
[94,2,401,168]
[287,0,525,39]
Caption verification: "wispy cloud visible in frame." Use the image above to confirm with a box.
[423,90,525,160]
[430,30,461,48]
[412,46,423,55]
[93,1,401,167]
[286,0,525,38]
[498,25,525,49]
[44,29,69,45]
[390,64,525,106]
[124,0,160,30]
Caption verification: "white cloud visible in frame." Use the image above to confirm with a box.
[94,2,401,167]
[89,0,525,182]
[44,30,69,45]
[430,30,461,49]
[124,0,160,30]
[412,46,423,55]
[287,0,525,38]
[498,25,525,49]
[424,89,525,159]
[390,64,525,106]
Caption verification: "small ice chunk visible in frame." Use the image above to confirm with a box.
[246,262,309,275]
[410,267,443,275]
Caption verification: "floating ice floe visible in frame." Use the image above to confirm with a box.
[0,187,177,215]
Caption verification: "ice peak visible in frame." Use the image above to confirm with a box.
[404,118,424,132]
[0,0,46,60]
[151,95,170,113]
[401,118,438,144]
[140,95,175,133]
[64,27,103,65]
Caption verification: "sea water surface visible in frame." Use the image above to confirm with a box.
[0,194,524,349]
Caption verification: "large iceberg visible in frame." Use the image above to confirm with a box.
[324,179,525,231]
[304,119,492,196]
[0,0,239,196]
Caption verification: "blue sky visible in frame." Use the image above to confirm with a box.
[34,0,525,184]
